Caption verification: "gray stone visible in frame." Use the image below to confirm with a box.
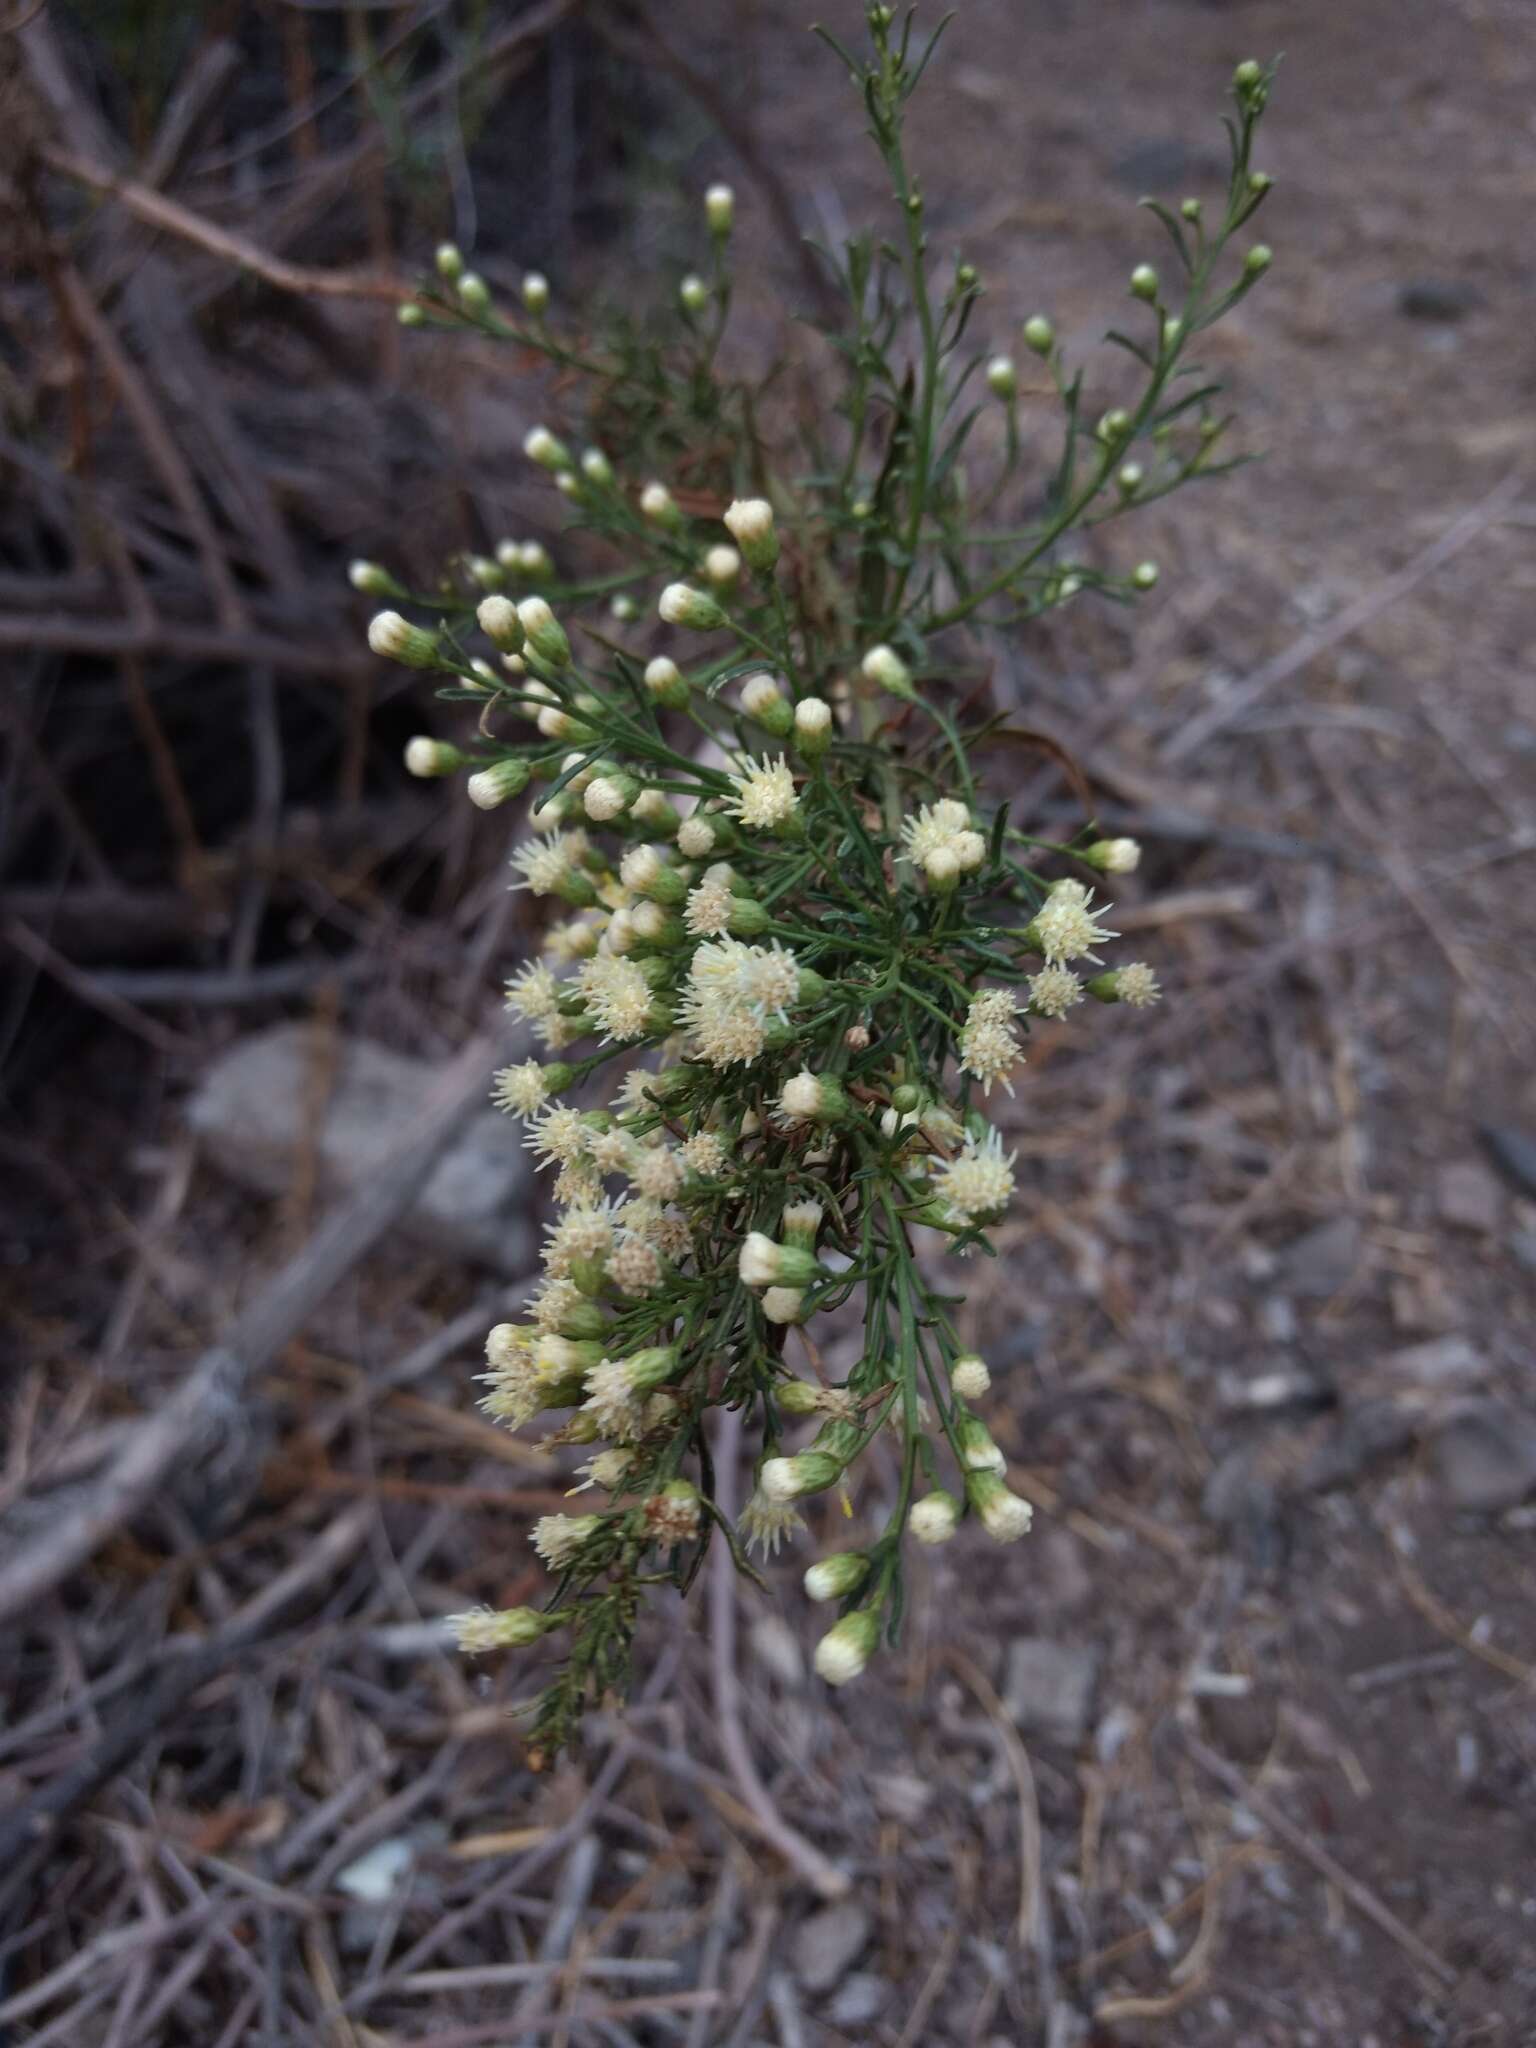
[1431,1402,1536,1513]
[1280,1216,1362,1299]
[826,1972,887,2027]
[1384,1336,1488,1389]
[1297,1401,1418,1494]
[1436,1160,1502,1235]
[186,1021,531,1270]
[792,1901,872,1995]
[1397,278,1483,323]
[1004,1638,1099,1744]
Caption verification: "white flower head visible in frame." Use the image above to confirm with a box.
[958,988,1023,1095]
[725,755,798,832]
[1031,887,1117,965]
[933,1129,1016,1227]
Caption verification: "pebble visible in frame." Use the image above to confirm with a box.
[1431,1402,1536,1512]
[1383,1335,1487,1389]
[1004,1637,1099,1744]
[1280,1215,1362,1299]
[791,1901,872,1995]
[1436,1160,1502,1235]
[1397,277,1483,322]
[1296,1401,1418,1493]
[826,1972,887,2026]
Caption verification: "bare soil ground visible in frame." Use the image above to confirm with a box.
[4,0,1536,2042]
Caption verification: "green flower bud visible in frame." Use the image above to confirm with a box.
[643,656,690,709]
[517,596,571,668]
[404,737,465,778]
[659,583,726,632]
[1023,314,1055,355]
[778,1381,823,1417]
[813,1605,880,1685]
[367,610,439,668]
[1129,264,1159,302]
[705,183,735,235]
[679,274,710,314]
[760,1450,845,1501]
[457,272,490,313]
[435,242,463,281]
[466,757,533,810]
[1244,244,1273,277]
[804,1551,871,1601]
[522,271,550,313]
[1132,561,1160,590]
[986,354,1018,399]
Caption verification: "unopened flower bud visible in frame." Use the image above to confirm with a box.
[518,540,554,578]
[778,1069,850,1126]
[1129,263,1159,302]
[1083,836,1141,874]
[404,737,465,778]
[522,271,550,313]
[1244,243,1273,276]
[1233,58,1263,89]
[740,672,793,736]
[955,1412,1006,1473]
[793,696,832,759]
[1131,561,1159,590]
[643,655,690,708]
[1097,409,1131,445]
[1248,170,1273,197]
[778,1380,824,1417]
[1086,963,1161,1007]
[804,1551,870,1601]
[349,559,400,596]
[861,643,914,700]
[524,426,572,472]
[477,594,524,652]
[466,757,532,809]
[923,845,961,893]
[659,583,725,632]
[908,1490,960,1545]
[584,772,640,822]
[965,1469,1034,1543]
[368,610,439,667]
[813,1607,880,1686]
[640,481,684,532]
[723,497,778,573]
[950,1353,991,1399]
[517,596,571,667]
[610,594,639,623]
[435,242,463,280]
[398,301,425,326]
[705,183,735,235]
[581,448,614,486]
[703,544,741,590]
[457,271,489,312]
[676,815,717,857]
[448,1604,551,1652]
[1117,462,1144,496]
[762,1286,806,1324]
[678,273,710,313]
[1181,196,1203,222]
[986,354,1018,399]
[760,1450,845,1502]
[1023,314,1055,355]
[739,1232,822,1290]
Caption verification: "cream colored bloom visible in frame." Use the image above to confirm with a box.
[577,953,655,1041]
[932,1129,1016,1226]
[958,987,1023,1095]
[1028,965,1083,1019]
[504,962,561,1022]
[1030,887,1117,964]
[492,1060,554,1117]
[725,755,798,831]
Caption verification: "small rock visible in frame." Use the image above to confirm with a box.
[1436,1161,1502,1235]
[1296,1401,1418,1493]
[1202,1449,1285,1573]
[1482,1124,1536,1199]
[186,1022,532,1271]
[1216,1364,1330,1414]
[1384,1336,1488,1390]
[871,1771,933,1825]
[1279,1216,1362,1299]
[1431,1402,1536,1513]
[1004,1638,1098,1744]
[826,1972,887,2027]
[792,1901,872,1996]
[1110,137,1220,193]
[1397,278,1483,323]
[335,1837,413,1904]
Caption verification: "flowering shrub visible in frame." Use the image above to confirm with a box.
[360,10,1276,1759]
